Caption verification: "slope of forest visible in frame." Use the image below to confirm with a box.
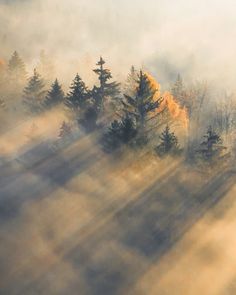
[0,51,236,295]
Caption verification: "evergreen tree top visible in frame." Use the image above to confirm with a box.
[67,73,89,96]
[96,56,106,66]
[44,78,64,108]
[24,69,45,95]
[8,50,27,78]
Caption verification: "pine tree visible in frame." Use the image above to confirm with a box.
[8,51,27,83]
[171,74,185,107]
[101,115,137,153]
[155,125,180,156]
[92,57,120,111]
[58,121,72,140]
[23,69,46,113]
[197,126,226,162]
[122,70,163,145]
[124,66,138,97]
[65,74,90,114]
[44,79,64,109]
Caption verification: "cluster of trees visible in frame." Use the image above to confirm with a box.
[0,50,232,165]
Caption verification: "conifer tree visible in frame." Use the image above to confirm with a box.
[171,74,185,107]
[92,57,120,111]
[23,69,46,113]
[58,121,72,140]
[65,73,90,114]
[101,115,137,153]
[122,70,163,145]
[124,66,138,97]
[8,51,27,83]
[155,125,180,156]
[197,126,226,162]
[44,79,64,109]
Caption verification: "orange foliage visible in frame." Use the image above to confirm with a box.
[145,72,188,130]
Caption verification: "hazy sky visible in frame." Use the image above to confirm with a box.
[1,0,236,88]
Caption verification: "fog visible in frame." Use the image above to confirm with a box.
[1,1,236,294]
[1,0,236,87]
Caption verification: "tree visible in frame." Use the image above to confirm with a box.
[78,106,98,133]
[122,70,163,145]
[65,73,90,114]
[155,125,180,156]
[92,57,120,112]
[101,115,137,153]
[124,65,138,97]
[23,69,46,113]
[171,74,185,107]
[197,126,226,162]
[8,51,27,83]
[44,79,64,109]
[58,121,72,140]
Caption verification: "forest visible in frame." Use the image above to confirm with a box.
[1,49,236,295]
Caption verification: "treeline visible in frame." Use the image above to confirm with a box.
[0,50,233,166]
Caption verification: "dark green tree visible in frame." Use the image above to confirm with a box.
[65,73,90,114]
[8,51,27,83]
[92,57,120,112]
[44,79,64,109]
[23,69,46,113]
[101,115,137,153]
[197,126,226,162]
[155,125,180,156]
[122,70,163,145]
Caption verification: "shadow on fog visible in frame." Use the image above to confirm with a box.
[7,163,235,295]
[63,167,236,295]
[0,132,101,222]
[0,131,236,294]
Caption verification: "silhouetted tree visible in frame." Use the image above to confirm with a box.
[92,57,120,112]
[197,126,226,162]
[155,125,180,156]
[101,115,137,153]
[122,70,163,146]
[44,79,64,109]
[23,69,46,113]
[65,73,90,114]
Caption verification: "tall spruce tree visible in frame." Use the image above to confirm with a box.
[8,51,27,83]
[23,69,46,113]
[65,73,90,114]
[44,79,64,109]
[197,126,226,162]
[92,57,120,112]
[155,125,180,156]
[122,70,163,145]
